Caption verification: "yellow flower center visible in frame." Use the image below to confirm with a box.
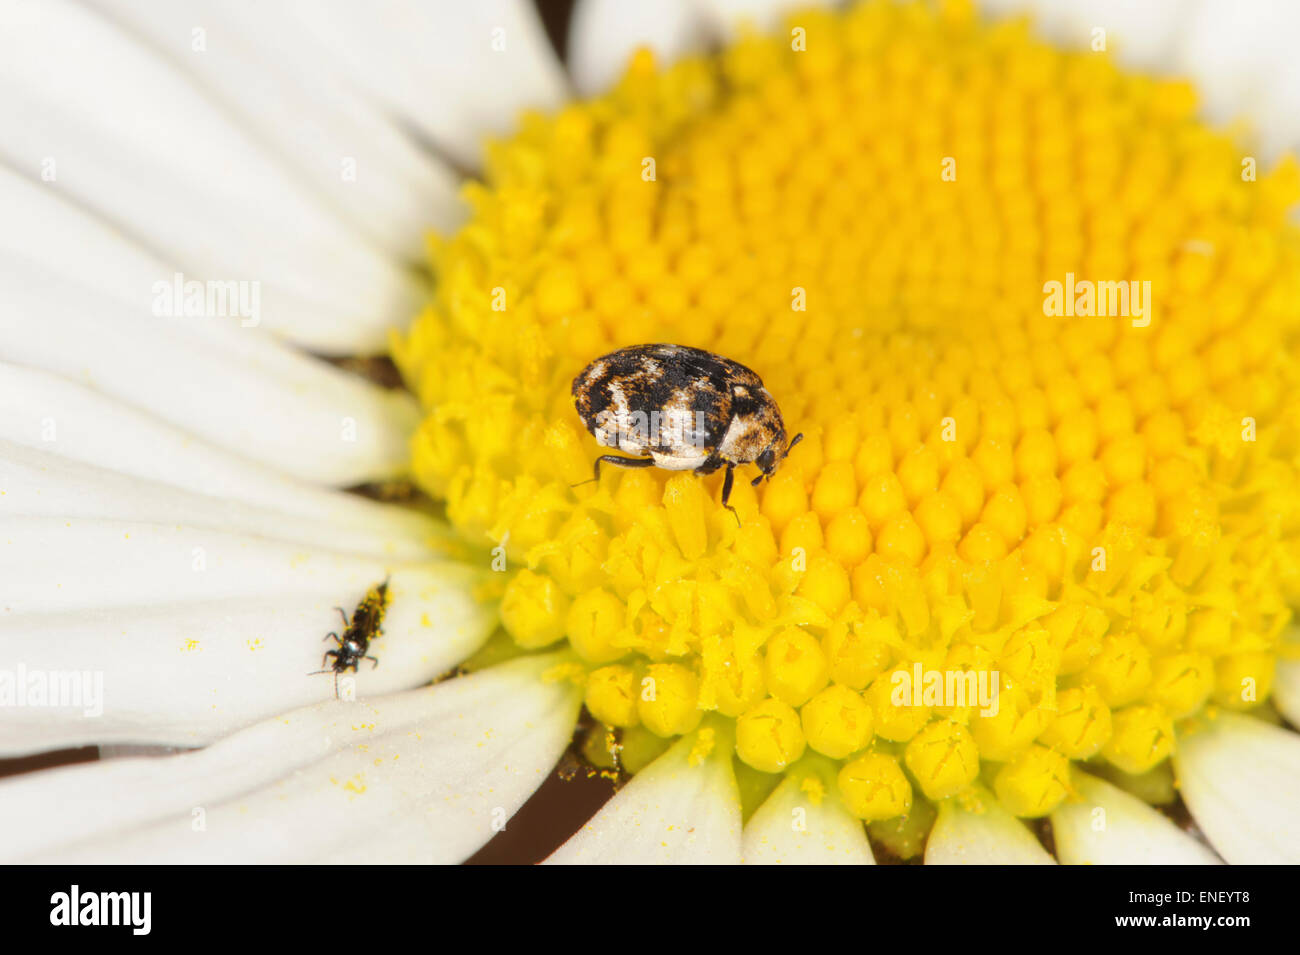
[393,0,1300,846]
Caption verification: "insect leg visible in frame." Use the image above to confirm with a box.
[571,454,656,488]
[719,464,741,528]
[334,607,349,628]
[365,655,379,668]
[323,631,339,643]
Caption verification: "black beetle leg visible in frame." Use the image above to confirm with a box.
[571,454,656,488]
[365,655,379,669]
[720,464,741,528]
[323,631,339,643]
[334,607,349,628]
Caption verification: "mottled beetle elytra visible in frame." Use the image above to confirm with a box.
[310,575,390,699]
[571,344,802,525]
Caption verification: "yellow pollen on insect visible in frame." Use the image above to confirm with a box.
[393,0,1300,845]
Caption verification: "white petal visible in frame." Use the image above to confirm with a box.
[83,0,465,253]
[546,729,742,864]
[924,790,1056,864]
[0,172,418,488]
[0,163,168,310]
[1173,0,1288,124]
[0,655,580,862]
[0,271,420,486]
[0,561,494,755]
[0,379,428,533]
[742,771,874,864]
[1275,658,1300,728]
[293,0,568,171]
[1,439,441,561]
[568,0,704,96]
[983,0,1185,69]
[0,0,412,353]
[1,516,389,613]
[1163,0,1300,160]
[1050,771,1221,865]
[99,745,184,759]
[1174,711,1300,864]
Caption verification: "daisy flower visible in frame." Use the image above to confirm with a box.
[2,0,1299,866]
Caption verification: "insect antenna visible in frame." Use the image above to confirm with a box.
[307,667,344,700]
[784,433,804,457]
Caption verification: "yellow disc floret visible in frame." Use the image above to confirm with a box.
[763,626,830,706]
[394,0,1300,838]
[904,719,980,800]
[1102,703,1176,774]
[584,664,640,728]
[994,745,1073,817]
[499,568,570,649]
[838,751,913,822]
[1037,685,1112,758]
[801,683,875,758]
[736,698,807,772]
[638,663,703,737]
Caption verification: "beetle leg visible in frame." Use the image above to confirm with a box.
[719,464,741,527]
[334,607,349,628]
[692,452,724,476]
[323,631,339,643]
[365,655,379,669]
[571,454,656,488]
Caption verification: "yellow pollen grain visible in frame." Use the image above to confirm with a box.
[394,0,1300,826]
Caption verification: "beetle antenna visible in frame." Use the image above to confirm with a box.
[784,433,804,457]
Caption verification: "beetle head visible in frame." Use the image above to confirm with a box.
[751,431,804,486]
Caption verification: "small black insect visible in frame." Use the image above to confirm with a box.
[310,576,390,699]
[571,344,802,524]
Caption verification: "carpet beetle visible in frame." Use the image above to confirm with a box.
[571,343,802,523]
